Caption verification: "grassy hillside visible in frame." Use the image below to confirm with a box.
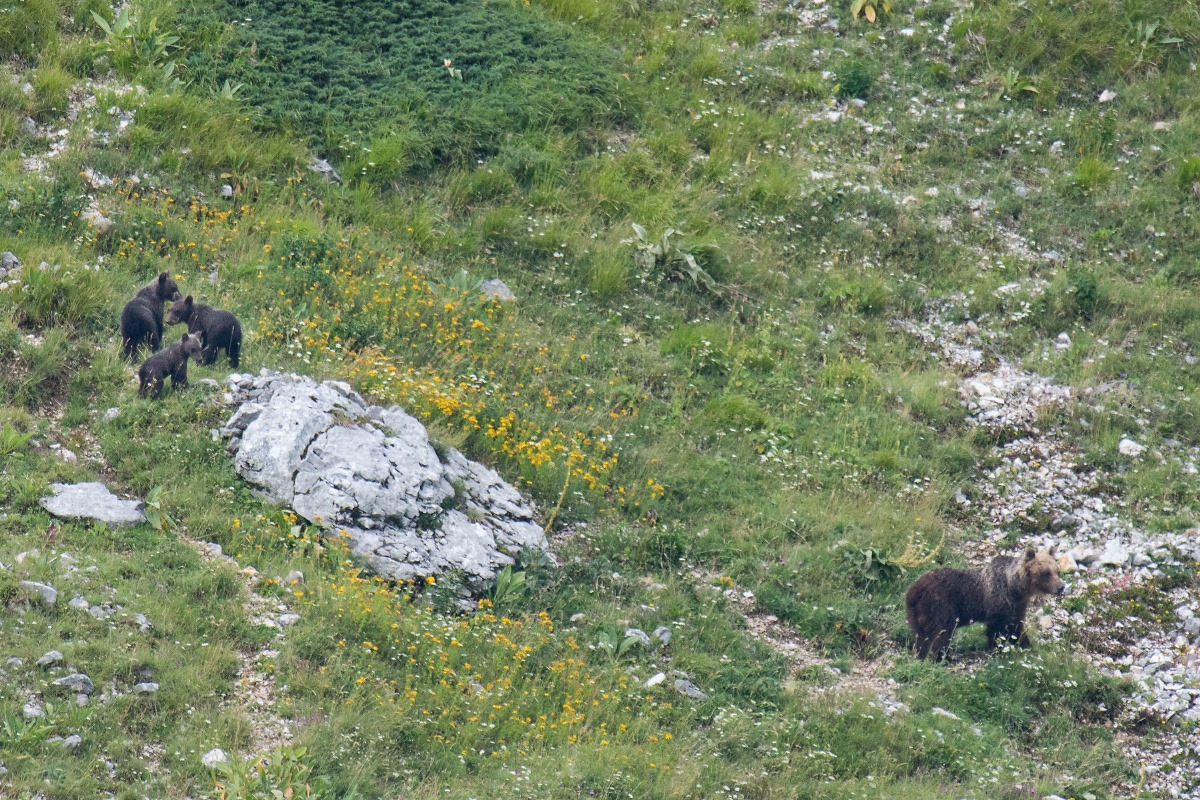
[2,0,1199,796]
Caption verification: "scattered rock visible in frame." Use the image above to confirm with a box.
[277,613,301,627]
[201,748,228,768]
[1098,89,1117,103]
[36,650,65,667]
[673,678,710,701]
[1119,438,1146,458]
[221,184,234,198]
[644,672,667,688]
[1055,332,1071,350]
[653,626,672,646]
[1095,539,1130,567]
[133,682,159,694]
[69,595,89,610]
[308,156,341,183]
[52,673,94,694]
[624,628,652,647]
[103,407,120,422]
[222,373,548,590]
[88,605,116,620]
[21,580,58,606]
[930,707,961,721]
[58,734,82,749]
[23,701,44,719]
[40,482,146,526]
[284,570,305,585]
[480,278,516,302]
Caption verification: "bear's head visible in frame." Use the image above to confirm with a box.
[157,271,183,302]
[180,332,203,362]
[166,295,194,325]
[1019,547,1066,596]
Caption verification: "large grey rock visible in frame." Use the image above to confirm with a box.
[21,580,57,606]
[223,373,547,590]
[40,483,145,526]
[52,673,94,694]
[36,650,64,667]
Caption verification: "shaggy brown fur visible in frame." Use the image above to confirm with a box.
[120,272,183,360]
[165,295,242,368]
[905,548,1065,661]
[137,332,203,398]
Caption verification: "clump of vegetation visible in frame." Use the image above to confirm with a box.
[178,0,627,167]
[835,57,877,99]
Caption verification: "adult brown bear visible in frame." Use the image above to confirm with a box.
[905,548,1065,661]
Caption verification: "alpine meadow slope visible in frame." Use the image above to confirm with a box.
[2,0,1200,798]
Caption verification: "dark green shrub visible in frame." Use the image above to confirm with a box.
[835,58,877,100]
[179,0,626,166]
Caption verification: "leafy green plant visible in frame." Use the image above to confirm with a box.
[0,708,54,749]
[143,486,177,533]
[995,68,1039,98]
[91,7,181,77]
[595,630,646,661]
[213,746,353,800]
[489,564,528,609]
[0,421,33,457]
[850,0,891,24]
[626,223,720,293]
[215,79,244,101]
[843,533,943,587]
[1129,20,1184,71]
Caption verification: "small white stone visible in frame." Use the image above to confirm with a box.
[644,672,666,688]
[201,748,228,768]
[1118,438,1146,458]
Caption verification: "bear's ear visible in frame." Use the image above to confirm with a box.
[158,271,169,284]
[1047,545,1056,557]
[1024,547,1036,561]
[181,333,190,343]
[185,295,194,307]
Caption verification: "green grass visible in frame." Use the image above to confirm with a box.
[3,0,1200,796]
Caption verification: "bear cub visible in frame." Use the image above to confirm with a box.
[137,332,203,398]
[166,295,242,368]
[121,271,183,360]
[905,547,1065,661]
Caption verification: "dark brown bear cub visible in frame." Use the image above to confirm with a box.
[165,295,242,368]
[905,548,1065,661]
[121,271,183,360]
[137,332,203,398]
